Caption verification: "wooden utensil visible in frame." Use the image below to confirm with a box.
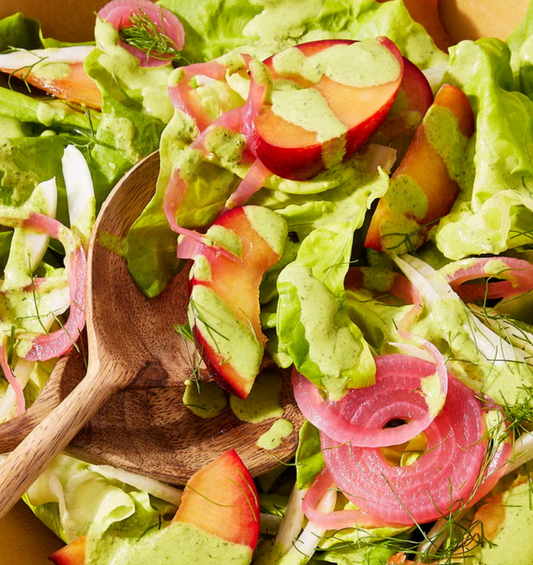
[0,151,303,519]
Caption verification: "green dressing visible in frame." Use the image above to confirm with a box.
[33,61,71,81]
[273,40,401,88]
[271,88,347,143]
[243,206,287,255]
[278,265,367,398]
[423,103,472,186]
[469,480,533,565]
[420,371,445,418]
[204,127,246,165]
[191,254,212,281]
[87,521,252,565]
[205,224,243,257]
[183,380,227,418]
[189,285,263,381]
[230,370,284,423]
[257,418,294,450]
[385,174,429,220]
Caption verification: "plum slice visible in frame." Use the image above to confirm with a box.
[188,205,287,399]
[365,83,475,254]
[245,38,404,181]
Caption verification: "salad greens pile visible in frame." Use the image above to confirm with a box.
[2,0,533,564]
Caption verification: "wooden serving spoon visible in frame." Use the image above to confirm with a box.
[0,151,304,519]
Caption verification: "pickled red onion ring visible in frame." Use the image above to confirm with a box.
[0,345,25,415]
[164,107,247,264]
[98,0,184,67]
[319,373,495,526]
[292,353,448,448]
[168,60,228,131]
[225,159,271,210]
[441,256,533,302]
[302,468,404,530]
[241,58,271,154]
[10,212,87,362]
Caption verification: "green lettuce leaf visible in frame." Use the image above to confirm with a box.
[158,0,262,62]
[0,12,41,52]
[17,453,179,544]
[159,0,446,70]
[275,161,387,398]
[295,421,324,489]
[435,38,533,259]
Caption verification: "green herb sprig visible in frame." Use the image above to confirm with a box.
[118,9,188,65]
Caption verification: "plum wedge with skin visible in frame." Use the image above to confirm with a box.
[365,83,475,254]
[187,205,287,399]
[245,37,405,181]
[49,450,260,564]
[0,47,101,109]
[173,449,260,549]
[49,535,86,565]
[371,57,434,163]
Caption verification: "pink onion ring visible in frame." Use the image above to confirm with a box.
[443,256,533,302]
[5,212,87,362]
[168,60,229,131]
[319,374,496,526]
[0,344,25,415]
[302,467,405,530]
[225,159,271,210]
[293,353,448,448]
[98,0,184,67]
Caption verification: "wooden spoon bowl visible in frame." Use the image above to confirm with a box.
[0,151,304,518]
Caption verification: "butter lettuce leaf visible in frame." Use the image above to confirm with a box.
[16,453,178,544]
[159,0,446,70]
[295,421,324,490]
[158,0,262,62]
[275,162,387,398]
[435,38,533,259]
[0,12,41,51]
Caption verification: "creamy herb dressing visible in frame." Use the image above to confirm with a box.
[95,19,174,123]
[86,521,252,565]
[257,418,294,449]
[230,370,284,423]
[189,284,263,381]
[183,380,227,418]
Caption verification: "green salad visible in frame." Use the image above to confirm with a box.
[2,0,533,564]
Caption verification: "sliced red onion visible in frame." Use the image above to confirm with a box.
[98,0,184,67]
[19,213,86,362]
[241,58,271,156]
[168,60,229,130]
[176,235,207,261]
[320,374,493,526]
[225,159,271,210]
[293,353,448,448]
[441,256,533,302]
[0,345,25,415]
[163,106,248,265]
[302,468,403,530]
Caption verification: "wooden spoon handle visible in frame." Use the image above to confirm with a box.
[0,359,115,519]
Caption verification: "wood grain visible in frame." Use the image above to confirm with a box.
[0,152,304,519]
